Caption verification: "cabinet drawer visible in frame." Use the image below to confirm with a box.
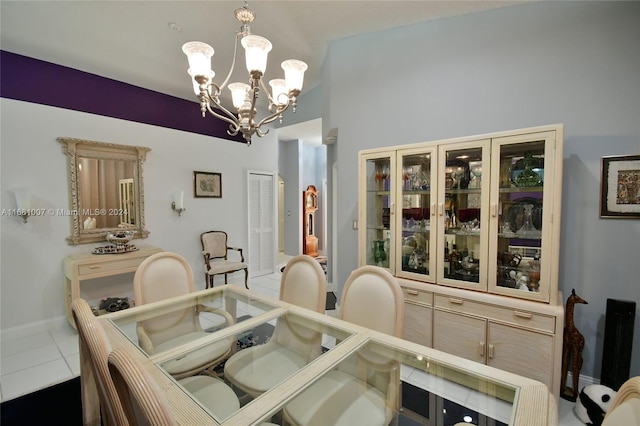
[435,294,555,333]
[78,257,146,276]
[402,287,432,306]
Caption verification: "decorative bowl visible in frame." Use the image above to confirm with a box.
[106,230,136,246]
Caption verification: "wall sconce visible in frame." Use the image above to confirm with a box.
[171,191,185,216]
[14,187,32,223]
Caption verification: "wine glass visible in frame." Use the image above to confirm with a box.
[470,162,482,189]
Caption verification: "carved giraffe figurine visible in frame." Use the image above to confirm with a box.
[561,288,588,401]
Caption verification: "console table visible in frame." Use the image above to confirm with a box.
[63,246,162,327]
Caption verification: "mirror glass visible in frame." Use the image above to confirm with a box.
[58,137,150,245]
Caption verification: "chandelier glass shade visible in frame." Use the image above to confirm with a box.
[182,2,308,145]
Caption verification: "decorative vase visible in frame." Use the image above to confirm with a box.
[373,240,387,266]
[517,204,540,238]
[514,151,543,187]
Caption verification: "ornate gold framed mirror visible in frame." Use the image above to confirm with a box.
[57,137,150,245]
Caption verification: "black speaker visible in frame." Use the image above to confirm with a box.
[600,299,636,390]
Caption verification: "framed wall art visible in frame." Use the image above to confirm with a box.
[193,171,222,198]
[600,154,640,218]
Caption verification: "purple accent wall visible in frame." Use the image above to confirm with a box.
[0,50,244,143]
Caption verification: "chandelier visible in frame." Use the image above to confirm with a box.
[182,2,308,145]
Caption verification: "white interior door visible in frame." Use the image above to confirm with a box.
[248,171,276,277]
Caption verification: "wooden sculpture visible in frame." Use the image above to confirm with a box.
[561,288,589,401]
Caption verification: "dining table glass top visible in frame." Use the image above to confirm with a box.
[100,285,548,426]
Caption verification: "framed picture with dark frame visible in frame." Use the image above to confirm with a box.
[193,171,222,198]
[599,154,640,218]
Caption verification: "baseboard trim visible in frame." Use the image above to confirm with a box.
[566,371,599,389]
[0,315,69,341]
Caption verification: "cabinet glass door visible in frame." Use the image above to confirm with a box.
[437,140,490,291]
[396,147,436,281]
[359,152,395,270]
[489,132,557,302]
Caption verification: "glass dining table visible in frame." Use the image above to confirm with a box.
[87,285,556,426]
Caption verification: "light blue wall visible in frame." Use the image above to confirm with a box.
[279,139,303,255]
[324,1,640,380]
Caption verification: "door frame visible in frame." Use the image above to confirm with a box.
[247,170,278,276]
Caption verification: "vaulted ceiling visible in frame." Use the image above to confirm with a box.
[1,1,528,103]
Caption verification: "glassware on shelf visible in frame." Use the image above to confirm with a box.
[469,161,482,189]
[501,221,516,237]
[528,254,541,291]
[382,166,390,190]
[411,170,429,190]
[372,240,387,266]
[402,167,411,190]
[517,204,541,238]
[450,169,462,189]
[513,151,543,187]
[408,246,427,271]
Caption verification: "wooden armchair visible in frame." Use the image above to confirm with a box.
[200,230,249,289]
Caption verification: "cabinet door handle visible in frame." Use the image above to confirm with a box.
[431,203,436,216]
[390,202,395,215]
[448,298,464,305]
[479,341,485,357]
[406,289,419,296]
[514,311,532,319]
[491,203,498,217]
[88,265,101,270]
[488,343,495,359]
[438,203,444,216]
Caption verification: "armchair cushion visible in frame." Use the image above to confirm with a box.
[206,260,249,275]
[179,376,240,421]
[284,370,391,426]
[155,333,235,377]
[223,343,307,395]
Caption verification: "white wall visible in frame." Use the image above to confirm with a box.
[1,98,278,329]
[325,1,640,380]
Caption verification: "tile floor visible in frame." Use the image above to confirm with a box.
[0,262,584,425]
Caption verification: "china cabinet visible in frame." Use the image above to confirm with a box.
[358,124,564,399]
[359,151,395,270]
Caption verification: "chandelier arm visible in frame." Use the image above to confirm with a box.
[259,78,276,106]
[218,32,242,92]
[256,103,290,129]
[256,125,270,137]
[204,102,241,134]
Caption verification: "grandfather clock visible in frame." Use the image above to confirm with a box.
[303,185,318,257]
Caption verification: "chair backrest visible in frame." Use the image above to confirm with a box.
[133,252,200,350]
[108,347,176,426]
[279,255,327,311]
[201,231,229,259]
[72,298,129,426]
[339,265,404,408]
[603,376,640,426]
[340,265,404,338]
[272,255,327,357]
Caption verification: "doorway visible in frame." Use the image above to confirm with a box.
[248,171,277,277]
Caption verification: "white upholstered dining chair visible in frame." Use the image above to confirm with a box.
[283,265,405,426]
[134,252,235,379]
[223,254,327,398]
[73,298,241,425]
